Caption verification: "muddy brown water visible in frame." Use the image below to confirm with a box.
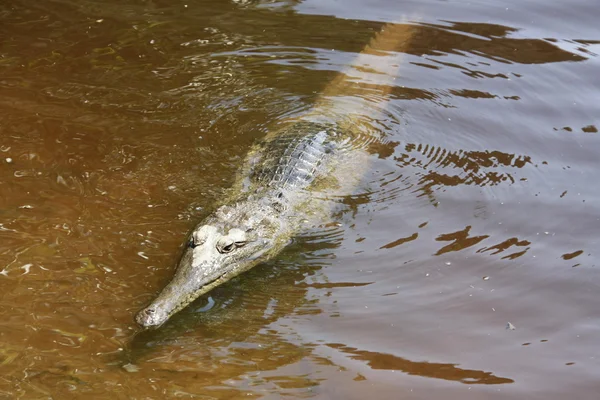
[1,0,599,398]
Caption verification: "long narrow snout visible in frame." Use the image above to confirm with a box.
[135,245,211,329]
[135,280,194,328]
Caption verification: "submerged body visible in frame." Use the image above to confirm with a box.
[136,122,346,327]
[136,22,417,328]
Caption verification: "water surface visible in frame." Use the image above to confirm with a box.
[1,0,599,398]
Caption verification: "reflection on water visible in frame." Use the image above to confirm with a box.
[1,0,600,398]
[327,343,514,384]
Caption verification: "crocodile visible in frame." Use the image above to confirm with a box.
[135,22,418,328]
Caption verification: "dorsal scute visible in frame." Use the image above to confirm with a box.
[250,121,339,192]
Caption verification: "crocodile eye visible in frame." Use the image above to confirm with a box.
[188,239,197,249]
[221,243,235,253]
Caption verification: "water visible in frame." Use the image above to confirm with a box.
[1,0,599,398]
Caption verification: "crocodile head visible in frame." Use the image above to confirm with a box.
[135,200,290,328]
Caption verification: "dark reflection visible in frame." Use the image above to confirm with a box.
[436,232,533,260]
[582,125,598,133]
[478,237,531,259]
[334,138,533,214]
[379,233,419,249]
[418,22,587,64]
[209,19,587,108]
[396,144,532,195]
[562,250,584,260]
[327,343,514,385]
[222,15,586,65]
[1,1,587,104]
[435,226,489,256]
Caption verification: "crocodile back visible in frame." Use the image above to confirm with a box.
[250,122,338,192]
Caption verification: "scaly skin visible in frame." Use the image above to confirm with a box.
[135,22,418,329]
[136,122,343,327]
